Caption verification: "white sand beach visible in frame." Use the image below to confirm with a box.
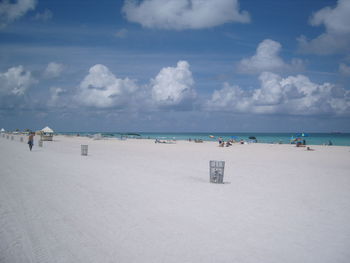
[1,135,350,263]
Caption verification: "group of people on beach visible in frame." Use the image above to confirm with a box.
[218,137,240,147]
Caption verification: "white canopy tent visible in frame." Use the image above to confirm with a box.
[40,126,54,141]
[42,126,54,133]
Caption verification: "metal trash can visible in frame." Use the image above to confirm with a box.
[6,135,9,139]
[209,160,225,183]
[20,137,23,142]
[11,136,14,140]
[81,145,88,156]
[38,140,43,147]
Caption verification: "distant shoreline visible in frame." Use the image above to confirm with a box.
[53,132,350,146]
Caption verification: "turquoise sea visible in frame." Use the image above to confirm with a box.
[58,132,350,146]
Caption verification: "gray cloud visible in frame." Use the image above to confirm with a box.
[0,65,37,110]
[0,65,35,96]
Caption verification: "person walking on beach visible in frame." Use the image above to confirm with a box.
[28,132,34,151]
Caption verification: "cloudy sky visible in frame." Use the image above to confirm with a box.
[1,0,350,132]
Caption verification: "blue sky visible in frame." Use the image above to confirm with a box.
[0,0,350,132]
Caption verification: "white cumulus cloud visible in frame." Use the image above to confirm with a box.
[339,63,350,76]
[237,39,304,74]
[44,62,64,78]
[74,61,196,110]
[0,0,37,28]
[48,87,65,107]
[122,0,250,30]
[0,65,35,96]
[206,72,350,115]
[151,61,196,107]
[298,0,350,54]
[76,64,138,108]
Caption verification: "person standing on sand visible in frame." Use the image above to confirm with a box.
[28,132,34,151]
[218,137,223,144]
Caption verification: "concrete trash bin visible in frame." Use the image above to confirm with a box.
[209,160,225,183]
[81,145,88,156]
[38,140,43,147]
[20,137,23,142]
[11,136,14,140]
